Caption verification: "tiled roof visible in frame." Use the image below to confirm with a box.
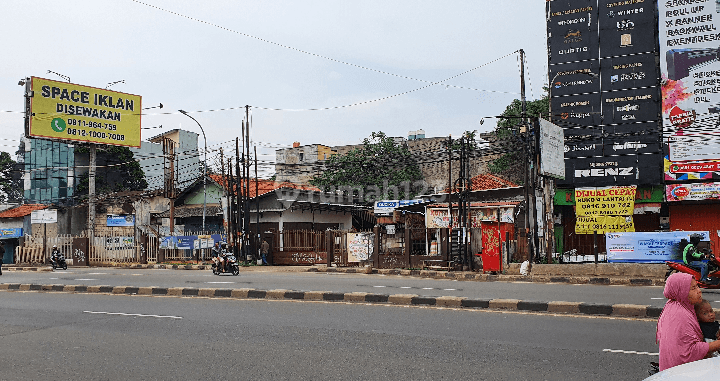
[0,204,49,218]
[207,174,320,198]
[444,174,518,193]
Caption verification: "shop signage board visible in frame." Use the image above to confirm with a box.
[28,77,141,148]
[106,214,135,227]
[574,185,636,234]
[606,231,710,263]
[666,182,720,202]
[548,0,662,188]
[659,1,720,181]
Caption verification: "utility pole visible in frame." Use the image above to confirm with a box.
[519,48,536,264]
[235,137,242,259]
[88,144,96,253]
[227,158,236,250]
[255,145,260,260]
[163,138,177,237]
[244,106,251,260]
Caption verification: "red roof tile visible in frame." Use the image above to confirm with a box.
[0,204,49,218]
[207,174,319,198]
[444,174,518,193]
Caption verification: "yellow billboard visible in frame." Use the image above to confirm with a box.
[29,77,141,147]
[574,186,636,217]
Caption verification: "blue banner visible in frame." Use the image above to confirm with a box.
[107,214,135,227]
[606,231,710,263]
[0,228,22,239]
[160,234,226,250]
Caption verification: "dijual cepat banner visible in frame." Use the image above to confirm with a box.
[574,186,637,216]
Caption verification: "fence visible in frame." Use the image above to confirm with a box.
[16,234,74,265]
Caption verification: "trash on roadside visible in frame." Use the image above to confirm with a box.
[520,260,530,276]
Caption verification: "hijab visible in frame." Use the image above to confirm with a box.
[656,272,709,371]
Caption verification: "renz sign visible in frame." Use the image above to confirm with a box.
[28,77,142,147]
[548,0,662,188]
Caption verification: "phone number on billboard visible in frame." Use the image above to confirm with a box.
[66,128,125,141]
[67,118,117,131]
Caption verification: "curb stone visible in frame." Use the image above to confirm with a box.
[0,282,664,319]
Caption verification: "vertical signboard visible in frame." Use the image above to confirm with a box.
[660,1,720,182]
[539,118,566,179]
[548,0,662,188]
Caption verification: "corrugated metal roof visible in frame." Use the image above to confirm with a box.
[207,174,319,198]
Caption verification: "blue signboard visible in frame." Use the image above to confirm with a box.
[606,231,710,263]
[160,234,226,250]
[0,228,22,239]
[107,214,135,227]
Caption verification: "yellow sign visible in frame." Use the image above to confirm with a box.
[575,215,635,234]
[575,186,636,216]
[29,77,141,147]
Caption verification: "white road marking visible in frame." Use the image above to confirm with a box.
[422,287,433,290]
[373,285,386,288]
[650,297,664,300]
[603,349,658,356]
[400,286,411,289]
[84,311,182,319]
[206,281,235,284]
[74,279,97,281]
[49,277,58,280]
[443,288,457,291]
[87,273,106,275]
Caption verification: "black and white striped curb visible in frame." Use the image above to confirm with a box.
[5,263,665,286]
[0,283,663,319]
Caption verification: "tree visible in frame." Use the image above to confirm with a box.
[0,152,22,203]
[487,90,549,184]
[75,146,148,197]
[310,132,424,204]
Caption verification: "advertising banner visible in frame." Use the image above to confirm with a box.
[0,228,23,238]
[31,209,57,224]
[606,231,710,263]
[575,186,637,216]
[106,214,135,227]
[29,77,141,147]
[666,182,720,201]
[659,2,720,170]
[539,118,565,179]
[347,232,373,262]
[576,215,634,234]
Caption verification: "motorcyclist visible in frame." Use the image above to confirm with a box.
[51,245,62,266]
[211,242,224,272]
[684,234,710,282]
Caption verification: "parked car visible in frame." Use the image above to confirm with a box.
[644,357,720,380]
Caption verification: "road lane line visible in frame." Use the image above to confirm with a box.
[74,279,97,281]
[602,349,658,356]
[206,282,235,284]
[84,311,182,319]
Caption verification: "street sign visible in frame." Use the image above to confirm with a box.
[31,209,57,224]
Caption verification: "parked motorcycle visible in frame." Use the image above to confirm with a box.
[50,253,68,270]
[212,252,239,276]
[665,246,720,289]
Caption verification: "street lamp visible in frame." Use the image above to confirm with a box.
[178,110,207,234]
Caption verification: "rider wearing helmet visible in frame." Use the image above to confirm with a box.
[684,234,710,282]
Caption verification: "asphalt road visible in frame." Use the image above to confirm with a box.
[5,266,720,307]
[0,291,658,380]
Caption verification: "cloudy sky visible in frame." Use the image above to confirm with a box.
[1,0,549,176]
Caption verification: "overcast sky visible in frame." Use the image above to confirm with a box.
[1,0,548,177]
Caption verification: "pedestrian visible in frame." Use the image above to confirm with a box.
[694,299,720,354]
[260,240,269,265]
[656,272,720,371]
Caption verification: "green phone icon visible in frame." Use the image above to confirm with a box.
[51,118,66,132]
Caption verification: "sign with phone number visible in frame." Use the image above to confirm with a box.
[28,77,141,147]
[575,215,635,235]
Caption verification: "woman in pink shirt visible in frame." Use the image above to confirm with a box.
[657,272,720,370]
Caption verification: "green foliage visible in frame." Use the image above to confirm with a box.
[310,131,424,204]
[0,152,22,203]
[488,91,550,182]
[75,146,147,197]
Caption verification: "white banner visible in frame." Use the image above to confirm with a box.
[606,231,709,263]
[539,118,565,179]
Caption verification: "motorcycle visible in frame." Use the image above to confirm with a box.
[212,253,239,276]
[50,253,68,270]
[665,246,720,289]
